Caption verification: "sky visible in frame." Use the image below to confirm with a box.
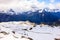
[0,0,60,12]
[38,0,60,3]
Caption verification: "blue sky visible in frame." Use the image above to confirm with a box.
[55,0,60,3]
[38,0,60,3]
[38,0,50,3]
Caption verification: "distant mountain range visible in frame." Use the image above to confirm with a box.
[0,8,60,15]
[0,9,60,25]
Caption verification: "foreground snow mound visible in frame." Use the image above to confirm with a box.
[0,21,60,40]
[0,33,32,40]
[0,25,33,40]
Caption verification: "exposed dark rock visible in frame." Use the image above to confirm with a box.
[12,31,15,34]
[55,38,60,40]
[21,36,33,40]
[29,28,32,30]
[0,31,9,35]
[27,37,33,40]
[22,29,28,31]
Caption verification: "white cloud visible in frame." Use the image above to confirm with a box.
[48,3,56,9]
[0,0,46,12]
[56,3,60,9]
[0,0,59,12]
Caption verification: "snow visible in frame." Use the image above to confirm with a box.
[0,21,60,40]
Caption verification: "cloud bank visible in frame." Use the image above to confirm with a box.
[0,0,60,12]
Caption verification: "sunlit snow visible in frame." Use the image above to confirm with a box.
[0,21,60,40]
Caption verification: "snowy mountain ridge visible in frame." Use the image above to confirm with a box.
[0,8,60,25]
[0,8,60,15]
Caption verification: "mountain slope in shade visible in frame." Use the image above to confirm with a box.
[0,9,60,25]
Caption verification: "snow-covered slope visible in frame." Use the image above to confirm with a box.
[0,21,33,40]
[0,21,60,40]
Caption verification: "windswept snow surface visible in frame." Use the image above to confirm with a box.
[0,21,60,40]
